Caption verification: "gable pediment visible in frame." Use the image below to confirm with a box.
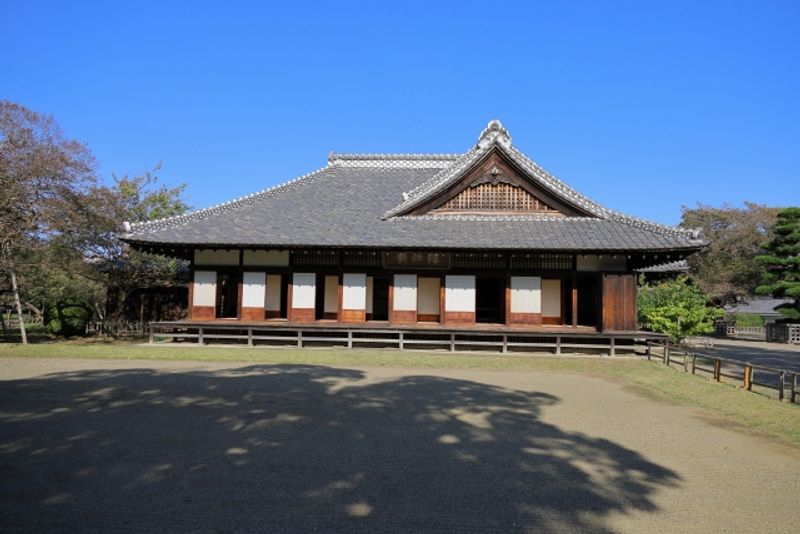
[408,149,588,217]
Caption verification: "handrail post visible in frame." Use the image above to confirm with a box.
[778,371,786,401]
[610,337,615,357]
[691,353,696,375]
[297,330,303,348]
[399,331,404,351]
[744,364,752,390]
[792,373,798,404]
[714,358,721,382]
[646,340,651,361]
[502,334,507,354]
[149,324,154,344]
[556,336,561,356]
[347,330,353,349]
[450,333,455,353]
[664,340,670,365]
[198,327,203,345]
[683,352,688,372]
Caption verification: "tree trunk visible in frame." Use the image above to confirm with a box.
[93,302,105,321]
[2,244,27,344]
[9,267,27,344]
[23,300,43,320]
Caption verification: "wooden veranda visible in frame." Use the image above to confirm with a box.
[148,320,667,356]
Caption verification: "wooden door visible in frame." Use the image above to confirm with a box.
[601,274,637,331]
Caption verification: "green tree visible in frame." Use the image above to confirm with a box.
[12,169,189,336]
[638,275,723,343]
[0,101,96,342]
[681,202,781,305]
[72,170,190,329]
[756,207,800,321]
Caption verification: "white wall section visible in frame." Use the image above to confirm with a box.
[243,250,290,267]
[194,249,239,266]
[393,274,417,311]
[324,275,339,313]
[542,279,562,317]
[510,276,541,313]
[418,277,441,315]
[445,275,475,312]
[343,273,367,310]
[193,271,217,306]
[242,272,266,308]
[366,277,374,314]
[265,274,282,311]
[292,273,315,308]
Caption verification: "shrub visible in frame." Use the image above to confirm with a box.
[734,313,764,327]
[46,300,91,336]
[638,275,723,343]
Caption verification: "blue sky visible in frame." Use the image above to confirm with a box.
[2,0,798,225]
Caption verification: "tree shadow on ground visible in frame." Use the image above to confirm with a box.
[0,364,679,532]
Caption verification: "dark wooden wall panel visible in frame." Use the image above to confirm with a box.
[602,275,637,331]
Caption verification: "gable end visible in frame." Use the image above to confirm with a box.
[409,149,591,217]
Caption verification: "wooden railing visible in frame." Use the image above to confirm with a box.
[148,322,667,356]
[646,340,798,404]
[85,321,148,337]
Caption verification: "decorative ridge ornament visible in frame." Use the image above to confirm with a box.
[469,164,517,188]
[477,119,511,149]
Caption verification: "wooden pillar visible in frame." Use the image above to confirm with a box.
[237,277,243,319]
[187,282,194,320]
[505,276,511,327]
[571,276,578,328]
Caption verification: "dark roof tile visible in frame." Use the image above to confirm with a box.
[123,122,705,252]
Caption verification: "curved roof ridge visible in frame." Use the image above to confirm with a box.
[380,120,700,242]
[123,164,333,235]
[328,152,460,161]
[382,146,485,216]
[503,144,699,239]
[329,152,459,169]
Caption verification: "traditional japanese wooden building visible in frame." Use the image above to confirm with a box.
[122,120,705,334]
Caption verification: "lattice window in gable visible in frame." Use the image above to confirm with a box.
[439,182,561,212]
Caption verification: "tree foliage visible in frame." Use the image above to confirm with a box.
[681,202,781,305]
[81,172,190,327]
[756,207,800,321]
[1,101,189,336]
[638,275,723,343]
[0,101,95,249]
[0,101,97,340]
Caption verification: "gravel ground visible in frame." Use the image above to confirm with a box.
[1,357,799,533]
[701,338,800,372]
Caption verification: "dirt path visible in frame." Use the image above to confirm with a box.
[1,357,799,533]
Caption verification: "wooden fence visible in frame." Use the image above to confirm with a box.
[713,321,767,340]
[85,321,148,337]
[148,322,666,356]
[647,340,798,404]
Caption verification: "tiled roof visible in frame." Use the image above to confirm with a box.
[122,121,705,252]
[636,260,690,273]
[724,297,793,316]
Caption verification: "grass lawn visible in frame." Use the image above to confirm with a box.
[1,340,799,446]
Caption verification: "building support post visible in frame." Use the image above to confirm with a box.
[571,276,578,328]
